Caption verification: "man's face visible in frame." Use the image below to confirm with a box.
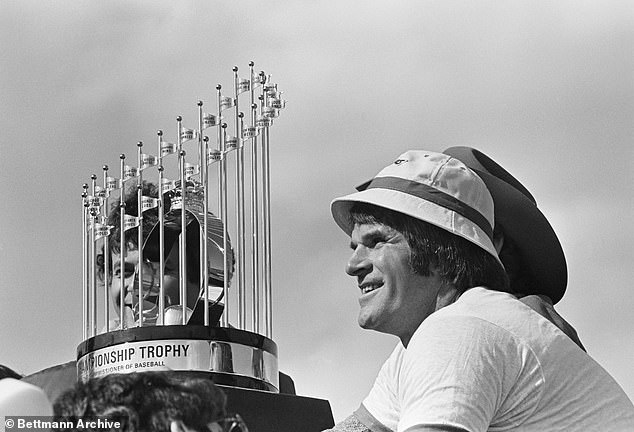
[346,222,443,345]
[110,247,186,324]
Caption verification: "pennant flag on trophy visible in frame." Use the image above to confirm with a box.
[161,178,177,193]
[207,148,222,165]
[180,128,197,144]
[140,153,158,170]
[123,165,138,182]
[242,125,260,140]
[161,141,177,157]
[141,196,160,212]
[252,71,266,87]
[263,82,277,96]
[88,215,108,229]
[268,97,287,110]
[256,115,273,129]
[225,135,238,149]
[238,78,250,94]
[85,195,104,211]
[184,162,200,179]
[123,214,140,231]
[94,185,109,199]
[203,113,219,129]
[106,176,121,191]
[262,107,279,119]
[220,96,236,111]
[93,223,113,241]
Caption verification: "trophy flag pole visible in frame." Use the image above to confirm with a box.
[102,165,110,332]
[260,85,274,339]
[198,101,209,326]
[82,185,89,341]
[233,66,247,330]
[136,142,144,327]
[249,61,261,334]
[177,116,188,325]
[118,154,126,329]
[89,174,98,338]
[156,130,165,325]
[216,85,229,327]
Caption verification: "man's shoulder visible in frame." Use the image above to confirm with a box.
[416,287,571,355]
[428,287,525,327]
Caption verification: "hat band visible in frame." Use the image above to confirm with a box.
[366,176,494,241]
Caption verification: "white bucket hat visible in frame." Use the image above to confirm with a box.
[331,150,501,264]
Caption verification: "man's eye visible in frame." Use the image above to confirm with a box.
[367,236,386,248]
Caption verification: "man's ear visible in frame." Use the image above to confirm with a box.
[170,420,191,432]
[428,265,460,311]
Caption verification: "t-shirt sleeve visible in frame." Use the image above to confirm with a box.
[397,315,543,432]
[361,344,405,431]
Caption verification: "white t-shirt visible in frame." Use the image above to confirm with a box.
[358,287,634,432]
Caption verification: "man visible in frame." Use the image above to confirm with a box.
[327,150,634,431]
[52,372,247,431]
[97,181,231,328]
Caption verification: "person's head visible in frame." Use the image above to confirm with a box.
[442,146,567,303]
[331,150,508,345]
[53,372,242,432]
[97,181,230,325]
[0,364,22,380]
[0,365,53,416]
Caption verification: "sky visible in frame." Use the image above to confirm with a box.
[1,0,633,422]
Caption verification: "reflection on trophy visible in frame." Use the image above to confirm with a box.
[69,63,334,431]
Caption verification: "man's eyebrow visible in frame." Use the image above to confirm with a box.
[349,228,389,249]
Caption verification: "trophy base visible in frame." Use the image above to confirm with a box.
[76,325,279,392]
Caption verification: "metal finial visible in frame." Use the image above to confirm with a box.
[233,66,238,72]
[249,61,254,67]
[258,95,264,101]
[120,154,126,160]
[82,183,89,191]
[251,103,258,110]
[179,150,186,157]
[216,84,222,90]
[222,123,228,129]
[203,136,209,142]
[158,165,164,172]
[157,130,163,136]
[198,100,203,106]
[177,116,182,122]
[102,165,108,171]
[137,141,143,147]
[91,174,97,180]
[238,112,244,119]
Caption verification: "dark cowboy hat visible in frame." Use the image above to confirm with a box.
[442,147,567,303]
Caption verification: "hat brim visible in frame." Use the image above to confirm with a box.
[443,147,567,303]
[331,187,502,266]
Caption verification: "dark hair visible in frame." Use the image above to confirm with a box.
[53,372,226,432]
[349,202,510,294]
[104,181,170,256]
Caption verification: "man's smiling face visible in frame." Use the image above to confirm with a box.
[346,222,443,345]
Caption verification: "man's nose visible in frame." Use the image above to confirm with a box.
[346,246,371,277]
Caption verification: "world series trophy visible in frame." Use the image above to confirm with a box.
[73,63,334,431]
